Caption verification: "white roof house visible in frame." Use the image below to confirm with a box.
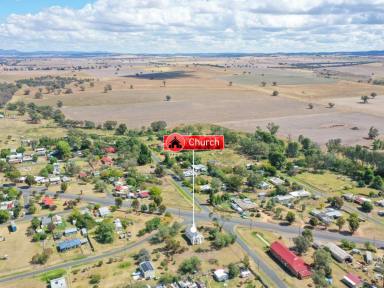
[50,277,68,288]
[289,190,311,198]
[192,164,207,172]
[269,177,285,186]
[98,207,111,217]
[185,225,204,245]
[275,195,295,204]
[258,181,270,190]
[213,269,229,282]
[200,184,211,192]
[52,215,63,225]
[114,218,123,231]
[183,169,197,177]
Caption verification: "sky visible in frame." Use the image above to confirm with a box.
[0,0,383,53]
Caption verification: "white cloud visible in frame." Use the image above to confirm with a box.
[0,0,383,52]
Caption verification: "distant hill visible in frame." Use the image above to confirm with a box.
[0,49,384,58]
[0,49,118,58]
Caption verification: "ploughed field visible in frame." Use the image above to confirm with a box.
[6,55,384,145]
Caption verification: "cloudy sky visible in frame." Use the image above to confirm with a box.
[0,0,383,53]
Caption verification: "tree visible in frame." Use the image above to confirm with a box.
[60,182,68,193]
[313,248,332,278]
[165,95,171,101]
[178,257,201,274]
[132,199,140,211]
[56,140,71,159]
[242,255,250,269]
[34,92,43,99]
[361,95,369,103]
[361,201,373,213]
[266,122,279,135]
[328,102,335,108]
[368,126,379,139]
[150,120,167,132]
[302,228,313,242]
[286,141,300,158]
[115,123,127,135]
[31,216,40,229]
[103,120,117,130]
[268,152,286,169]
[25,175,36,187]
[154,164,165,177]
[57,100,63,108]
[329,196,343,209]
[272,90,279,96]
[285,211,296,224]
[312,269,329,288]
[228,263,240,279]
[371,176,383,190]
[115,197,123,208]
[293,235,310,255]
[371,92,377,98]
[95,221,115,243]
[308,103,314,109]
[348,213,360,234]
[336,216,346,231]
[137,144,152,165]
[0,210,10,224]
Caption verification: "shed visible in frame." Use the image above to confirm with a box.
[342,273,362,288]
[324,242,353,263]
[364,251,373,264]
[64,227,77,236]
[98,206,110,217]
[57,239,81,252]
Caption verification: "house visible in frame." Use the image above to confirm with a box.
[41,216,52,227]
[213,269,229,282]
[49,176,61,184]
[269,241,311,279]
[240,268,251,278]
[138,190,150,198]
[78,172,87,179]
[42,196,54,208]
[275,195,295,205]
[104,146,117,153]
[183,169,196,177]
[177,280,198,288]
[22,155,33,162]
[185,225,204,245]
[257,181,270,190]
[324,242,353,263]
[375,199,384,207]
[269,177,285,186]
[289,190,311,198]
[52,215,63,225]
[57,239,82,252]
[98,206,111,217]
[53,163,60,175]
[192,164,207,173]
[231,198,257,211]
[35,148,47,156]
[139,261,155,279]
[35,176,48,184]
[342,273,362,288]
[354,196,371,205]
[101,156,113,165]
[50,277,68,288]
[64,227,77,236]
[0,201,14,211]
[364,251,373,264]
[114,218,123,231]
[61,176,70,183]
[200,184,211,192]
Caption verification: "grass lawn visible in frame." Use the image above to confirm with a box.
[294,171,376,196]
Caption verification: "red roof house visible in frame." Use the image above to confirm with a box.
[42,196,54,207]
[138,191,150,198]
[101,156,113,165]
[342,273,362,288]
[78,172,88,178]
[270,241,311,279]
[104,146,117,153]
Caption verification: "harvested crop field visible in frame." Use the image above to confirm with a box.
[6,55,384,146]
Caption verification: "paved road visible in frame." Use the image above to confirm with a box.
[0,235,150,284]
